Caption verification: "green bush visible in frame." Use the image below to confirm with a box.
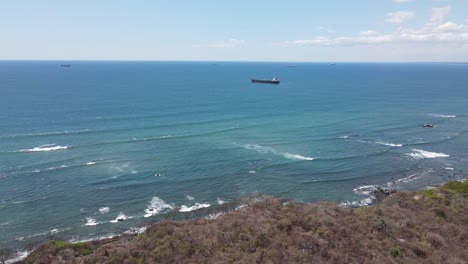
[433,208,446,218]
[423,189,437,199]
[389,247,401,257]
[48,240,70,249]
[79,248,91,256]
[443,181,468,197]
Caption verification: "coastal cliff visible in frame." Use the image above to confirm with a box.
[18,181,467,264]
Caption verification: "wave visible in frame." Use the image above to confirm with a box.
[385,173,419,187]
[1,129,90,139]
[430,114,456,118]
[99,207,110,214]
[283,153,314,161]
[406,149,449,159]
[131,135,176,142]
[206,212,224,220]
[375,141,403,147]
[17,144,70,152]
[84,217,99,226]
[242,144,314,161]
[110,212,129,223]
[217,198,226,205]
[5,250,30,264]
[144,197,173,218]
[179,203,211,212]
[124,226,148,235]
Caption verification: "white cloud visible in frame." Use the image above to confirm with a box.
[317,26,334,33]
[282,6,468,47]
[437,22,464,32]
[425,6,450,28]
[194,39,245,48]
[385,11,415,24]
[360,30,381,37]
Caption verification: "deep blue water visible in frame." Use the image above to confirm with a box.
[1,61,468,252]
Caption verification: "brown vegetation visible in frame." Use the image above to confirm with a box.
[19,181,468,263]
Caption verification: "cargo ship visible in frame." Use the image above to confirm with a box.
[251,77,280,84]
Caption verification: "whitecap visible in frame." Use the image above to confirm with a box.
[206,212,224,220]
[5,250,30,264]
[386,174,418,186]
[18,145,70,152]
[217,198,226,205]
[407,149,449,159]
[444,167,454,171]
[179,203,211,212]
[242,144,314,161]
[85,217,98,226]
[186,195,194,201]
[375,141,403,147]
[99,207,110,214]
[86,162,96,166]
[431,114,456,118]
[110,212,128,223]
[339,135,349,139]
[283,153,314,161]
[235,204,247,210]
[353,185,379,195]
[248,170,256,174]
[144,197,173,218]
[124,226,147,235]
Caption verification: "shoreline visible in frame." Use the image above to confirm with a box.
[6,179,467,263]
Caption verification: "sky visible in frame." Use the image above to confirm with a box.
[1,0,467,62]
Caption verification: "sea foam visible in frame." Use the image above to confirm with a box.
[84,217,98,226]
[99,207,110,214]
[407,149,449,159]
[242,144,314,161]
[431,114,456,118]
[375,141,403,147]
[179,203,211,212]
[110,212,128,223]
[144,196,173,218]
[18,144,70,152]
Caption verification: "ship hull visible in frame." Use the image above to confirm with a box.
[251,79,280,84]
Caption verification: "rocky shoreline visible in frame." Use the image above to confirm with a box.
[5,180,468,263]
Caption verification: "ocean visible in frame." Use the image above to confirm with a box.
[1,61,467,253]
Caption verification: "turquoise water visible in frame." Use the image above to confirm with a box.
[1,61,468,252]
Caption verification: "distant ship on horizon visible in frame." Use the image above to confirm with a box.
[251,77,280,84]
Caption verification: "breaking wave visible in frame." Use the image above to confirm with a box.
[375,141,403,147]
[431,114,456,118]
[406,149,449,159]
[5,250,30,264]
[217,198,226,205]
[144,197,173,218]
[179,203,211,212]
[242,144,314,161]
[99,207,110,214]
[110,212,129,223]
[84,217,99,226]
[18,144,70,152]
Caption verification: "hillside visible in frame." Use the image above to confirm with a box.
[18,181,468,264]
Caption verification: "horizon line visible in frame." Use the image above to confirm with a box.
[1,59,467,64]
